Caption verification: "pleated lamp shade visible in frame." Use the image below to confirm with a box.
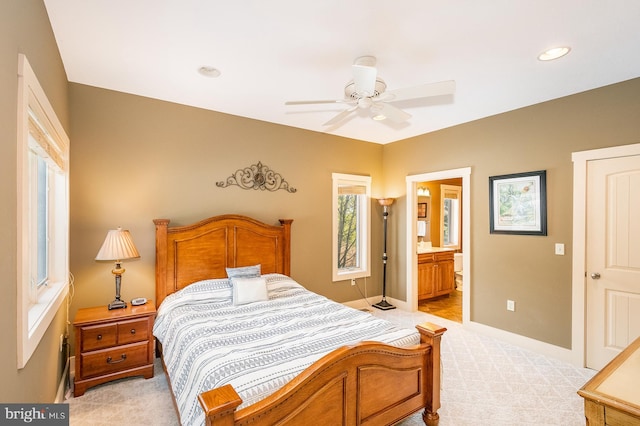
[95,227,140,261]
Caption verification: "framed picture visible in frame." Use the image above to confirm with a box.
[417,202,427,218]
[489,170,547,235]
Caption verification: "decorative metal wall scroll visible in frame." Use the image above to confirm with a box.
[216,161,297,193]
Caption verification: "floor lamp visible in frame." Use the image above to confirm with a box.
[373,198,396,310]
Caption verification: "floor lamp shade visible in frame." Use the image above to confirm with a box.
[95,227,140,310]
[373,198,396,310]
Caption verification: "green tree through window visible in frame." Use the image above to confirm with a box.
[337,193,359,269]
[332,174,371,281]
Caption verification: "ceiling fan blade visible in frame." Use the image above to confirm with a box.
[323,107,357,126]
[374,102,412,123]
[352,64,377,96]
[285,99,349,105]
[379,80,456,103]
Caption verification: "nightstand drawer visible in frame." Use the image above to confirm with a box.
[80,341,149,378]
[117,318,149,345]
[81,323,118,351]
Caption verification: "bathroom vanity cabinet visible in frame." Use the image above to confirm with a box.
[418,251,455,300]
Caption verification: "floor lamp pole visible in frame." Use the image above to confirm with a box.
[373,198,396,310]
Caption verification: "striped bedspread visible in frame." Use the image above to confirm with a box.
[153,273,420,426]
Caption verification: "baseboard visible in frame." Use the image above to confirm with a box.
[343,295,577,365]
[343,295,381,311]
[385,296,409,311]
[344,295,410,312]
[465,320,576,365]
[55,358,70,403]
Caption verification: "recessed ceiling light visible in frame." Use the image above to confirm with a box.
[198,66,221,78]
[538,46,571,61]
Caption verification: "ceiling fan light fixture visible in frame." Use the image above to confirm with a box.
[370,104,385,121]
[358,97,373,109]
[537,46,571,61]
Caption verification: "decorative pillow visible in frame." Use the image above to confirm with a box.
[226,264,261,279]
[231,276,268,305]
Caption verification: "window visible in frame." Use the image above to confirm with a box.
[35,155,49,287]
[441,184,461,249]
[17,54,70,368]
[332,173,371,281]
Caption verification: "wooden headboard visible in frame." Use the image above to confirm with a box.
[153,214,293,307]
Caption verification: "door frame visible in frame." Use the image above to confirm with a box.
[571,142,640,367]
[405,167,471,323]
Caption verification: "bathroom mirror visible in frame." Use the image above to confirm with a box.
[417,194,431,242]
[441,184,461,249]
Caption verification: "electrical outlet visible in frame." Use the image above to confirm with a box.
[507,300,515,312]
[351,278,356,286]
[555,243,565,255]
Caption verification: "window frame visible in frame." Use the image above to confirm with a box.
[332,173,372,282]
[17,54,70,369]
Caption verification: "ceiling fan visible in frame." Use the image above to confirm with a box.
[285,56,455,127]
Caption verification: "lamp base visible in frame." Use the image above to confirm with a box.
[108,299,127,310]
[372,299,396,311]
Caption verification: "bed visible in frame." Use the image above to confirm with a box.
[153,214,446,426]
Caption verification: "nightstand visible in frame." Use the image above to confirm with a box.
[73,301,156,396]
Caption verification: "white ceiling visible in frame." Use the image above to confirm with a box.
[44,0,640,144]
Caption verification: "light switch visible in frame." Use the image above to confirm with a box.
[555,243,565,255]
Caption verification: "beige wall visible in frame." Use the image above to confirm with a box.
[383,77,640,348]
[0,0,70,402]
[68,83,385,352]
[3,0,640,403]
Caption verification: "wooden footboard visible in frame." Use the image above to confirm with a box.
[198,322,446,426]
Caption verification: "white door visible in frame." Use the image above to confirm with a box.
[586,155,640,370]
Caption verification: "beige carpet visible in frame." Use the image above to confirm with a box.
[66,309,595,425]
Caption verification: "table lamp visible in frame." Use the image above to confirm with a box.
[95,227,140,310]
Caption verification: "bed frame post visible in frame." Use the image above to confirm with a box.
[279,219,293,276]
[416,322,447,426]
[153,219,170,308]
[198,385,242,426]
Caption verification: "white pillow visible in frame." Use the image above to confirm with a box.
[232,276,268,305]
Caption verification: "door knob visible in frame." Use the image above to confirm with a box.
[590,272,601,279]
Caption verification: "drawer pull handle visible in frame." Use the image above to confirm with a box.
[130,329,136,334]
[97,335,102,341]
[106,354,127,364]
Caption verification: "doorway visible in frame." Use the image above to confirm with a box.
[416,178,463,323]
[405,167,471,324]
[572,143,640,367]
